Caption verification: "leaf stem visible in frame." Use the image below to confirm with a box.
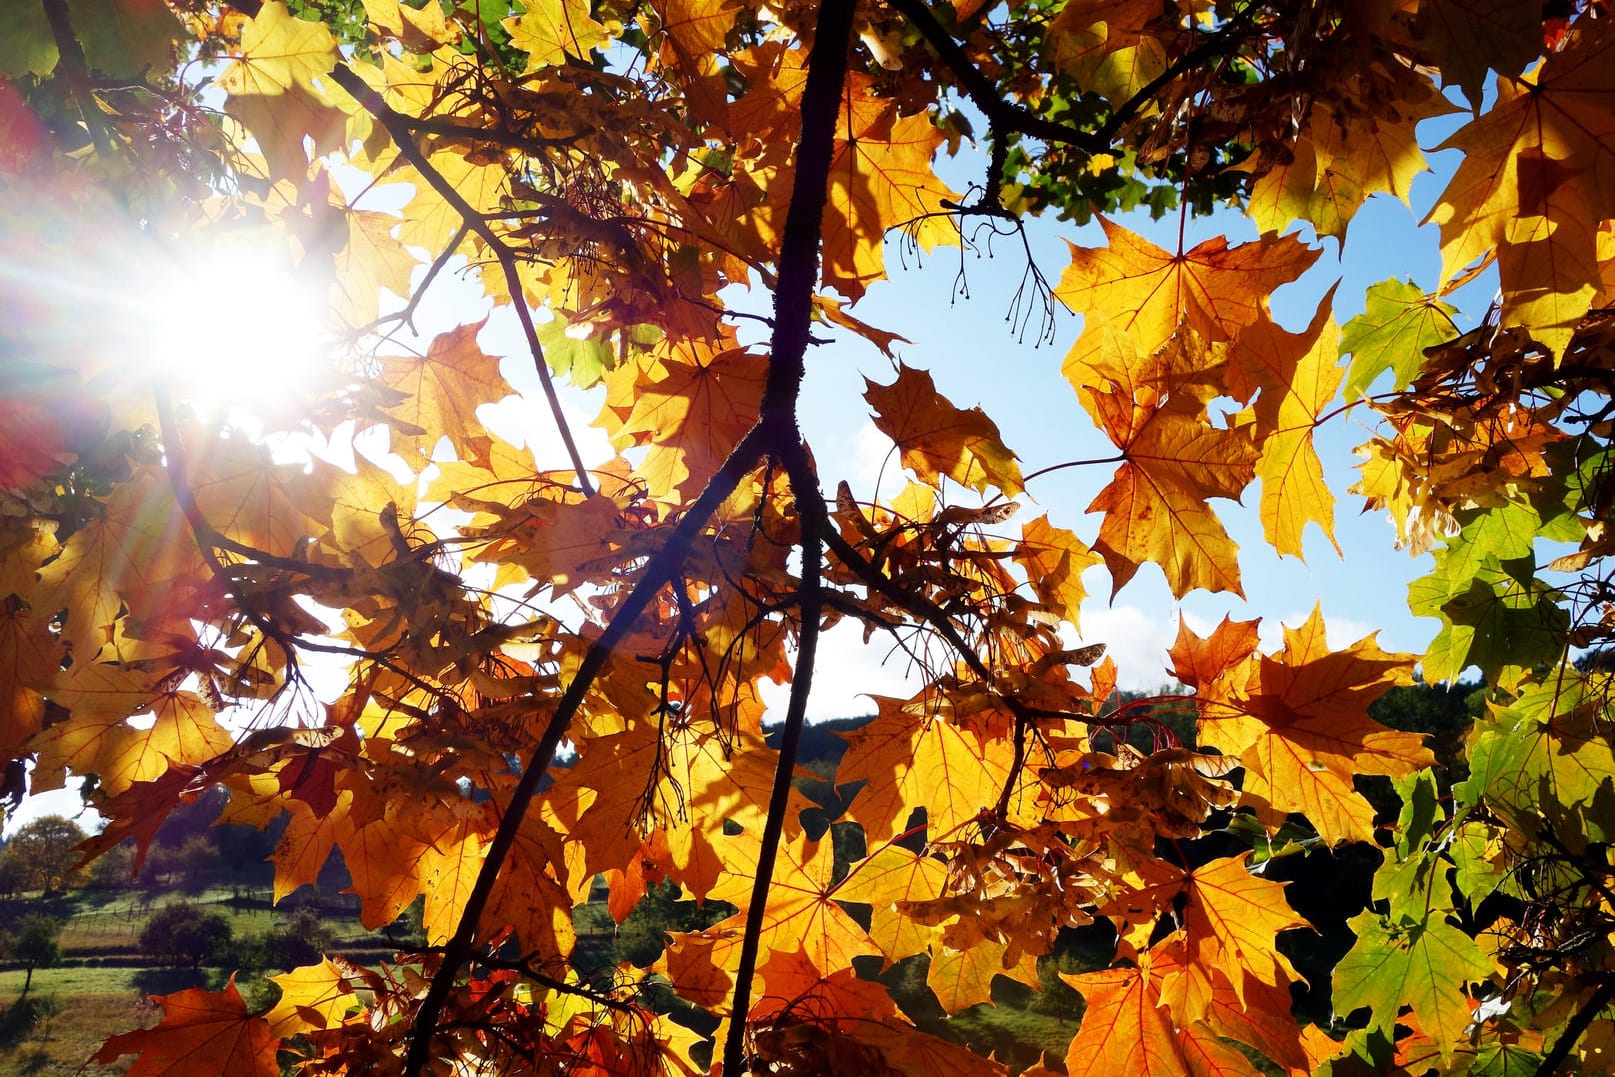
[1021,453,1126,484]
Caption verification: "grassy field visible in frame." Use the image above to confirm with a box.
[0,878,1093,1076]
[0,883,395,1075]
[0,966,146,1077]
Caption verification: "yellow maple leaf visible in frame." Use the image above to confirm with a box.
[1241,303,1344,559]
[215,1,337,98]
[1057,219,1320,357]
[1426,23,1615,355]
[266,959,361,1037]
[504,0,611,70]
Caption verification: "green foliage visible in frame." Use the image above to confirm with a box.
[1,915,61,994]
[2,817,85,896]
[139,903,234,971]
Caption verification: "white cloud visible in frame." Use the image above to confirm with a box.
[840,420,902,506]
[1070,604,1196,692]
[757,620,927,721]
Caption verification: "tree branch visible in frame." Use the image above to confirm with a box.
[1537,973,1615,1077]
[713,0,854,1067]
[326,63,597,499]
[401,424,769,1076]
[883,0,1103,159]
[719,452,824,1076]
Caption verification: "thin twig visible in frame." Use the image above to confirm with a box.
[326,63,597,499]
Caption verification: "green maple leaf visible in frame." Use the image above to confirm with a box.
[1334,907,1493,1062]
[1340,278,1459,400]
[1456,676,1615,845]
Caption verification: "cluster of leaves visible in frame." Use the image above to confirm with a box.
[1,0,1614,1074]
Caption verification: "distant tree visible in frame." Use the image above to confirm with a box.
[150,786,228,850]
[174,834,220,891]
[140,903,233,971]
[265,905,337,971]
[138,843,179,890]
[0,847,25,899]
[5,914,62,994]
[86,840,138,890]
[6,816,85,896]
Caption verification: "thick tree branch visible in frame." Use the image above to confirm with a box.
[326,63,597,499]
[1537,974,1615,1077]
[401,424,770,1076]
[714,0,854,1068]
[720,455,824,1077]
[882,0,1103,157]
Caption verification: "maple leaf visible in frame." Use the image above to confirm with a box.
[1457,674,1615,835]
[1339,279,1460,400]
[1426,22,1615,354]
[743,68,961,299]
[1333,907,1494,1061]
[1167,614,1260,697]
[1047,0,1184,104]
[927,936,1040,1013]
[837,703,1017,844]
[1080,364,1258,597]
[24,1,1615,1073]
[1057,220,1320,357]
[362,0,457,50]
[598,333,767,500]
[504,0,611,70]
[1176,854,1306,1007]
[1012,514,1102,629]
[1194,607,1428,843]
[215,1,337,98]
[378,319,512,470]
[832,844,949,964]
[1247,69,1450,240]
[93,977,279,1077]
[1410,0,1546,107]
[1242,302,1343,558]
[752,944,899,1023]
[1063,961,1260,1077]
[864,364,1025,498]
[265,959,361,1037]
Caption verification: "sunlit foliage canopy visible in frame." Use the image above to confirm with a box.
[3,0,1615,1073]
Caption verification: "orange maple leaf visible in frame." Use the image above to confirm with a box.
[1063,960,1259,1077]
[1194,607,1429,843]
[1081,371,1258,597]
[93,977,279,1077]
[864,364,1025,498]
[1057,218,1320,357]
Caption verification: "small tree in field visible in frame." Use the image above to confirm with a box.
[2,915,62,995]
[265,906,335,972]
[139,904,232,972]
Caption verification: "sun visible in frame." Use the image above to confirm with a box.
[129,232,332,424]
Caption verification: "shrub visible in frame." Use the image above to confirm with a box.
[139,903,233,970]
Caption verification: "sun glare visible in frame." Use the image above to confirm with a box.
[131,238,330,422]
